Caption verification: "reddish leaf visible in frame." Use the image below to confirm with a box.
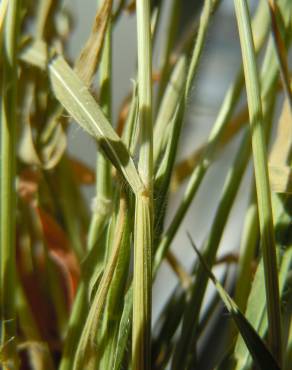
[69,156,95,185]
[18,168,41,204]
[36,208,80,305]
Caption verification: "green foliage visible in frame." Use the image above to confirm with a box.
[1,0,292,369]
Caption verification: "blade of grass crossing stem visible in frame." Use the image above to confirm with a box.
[133,0,153,369]
[48,54,144,197]
[188,235,280,370]
[234,0,282,364]
[171,130,251,370]
[0,1,21,368]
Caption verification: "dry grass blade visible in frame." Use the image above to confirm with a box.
[166,251,191,289]
[74,0,113,86]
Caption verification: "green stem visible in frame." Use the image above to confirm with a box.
[0,0,21,368]
[88,11,112,251]
[133,0,153,368]
[234,0,282,364]
[155,0,181,109]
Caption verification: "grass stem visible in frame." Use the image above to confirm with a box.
[234,0,282,363]
[0,0,21,368]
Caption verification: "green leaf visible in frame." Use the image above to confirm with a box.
[188,234,280,370]
[234,0,282,362]
[48,54,144,196]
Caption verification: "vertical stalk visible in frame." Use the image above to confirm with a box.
[87,10,112,251]
[156,0,181,108]
[234,0,282,364]
[133,0,153,369]
[136,0,153,188]
[0,0,21,368]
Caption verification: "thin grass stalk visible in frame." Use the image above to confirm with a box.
[155,0,181,109]
[153,70,244,275]
[234,191,258,311]
[136,0,153,188]
[88,11,112,251]
[184,0,218,99]
[172,129,251,370]
[234,75,278,313]
[59,282,88,370]
[133,0,153,369]
[234,0,282,364]
[0,0,21,368]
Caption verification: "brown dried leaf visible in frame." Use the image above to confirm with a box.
[36,208,80,303]
[74,0,113,86]
[69,156,95,185]
[126,0,136,13]
[18,169,41,204]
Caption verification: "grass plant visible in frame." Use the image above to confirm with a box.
[1,0,292,369]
